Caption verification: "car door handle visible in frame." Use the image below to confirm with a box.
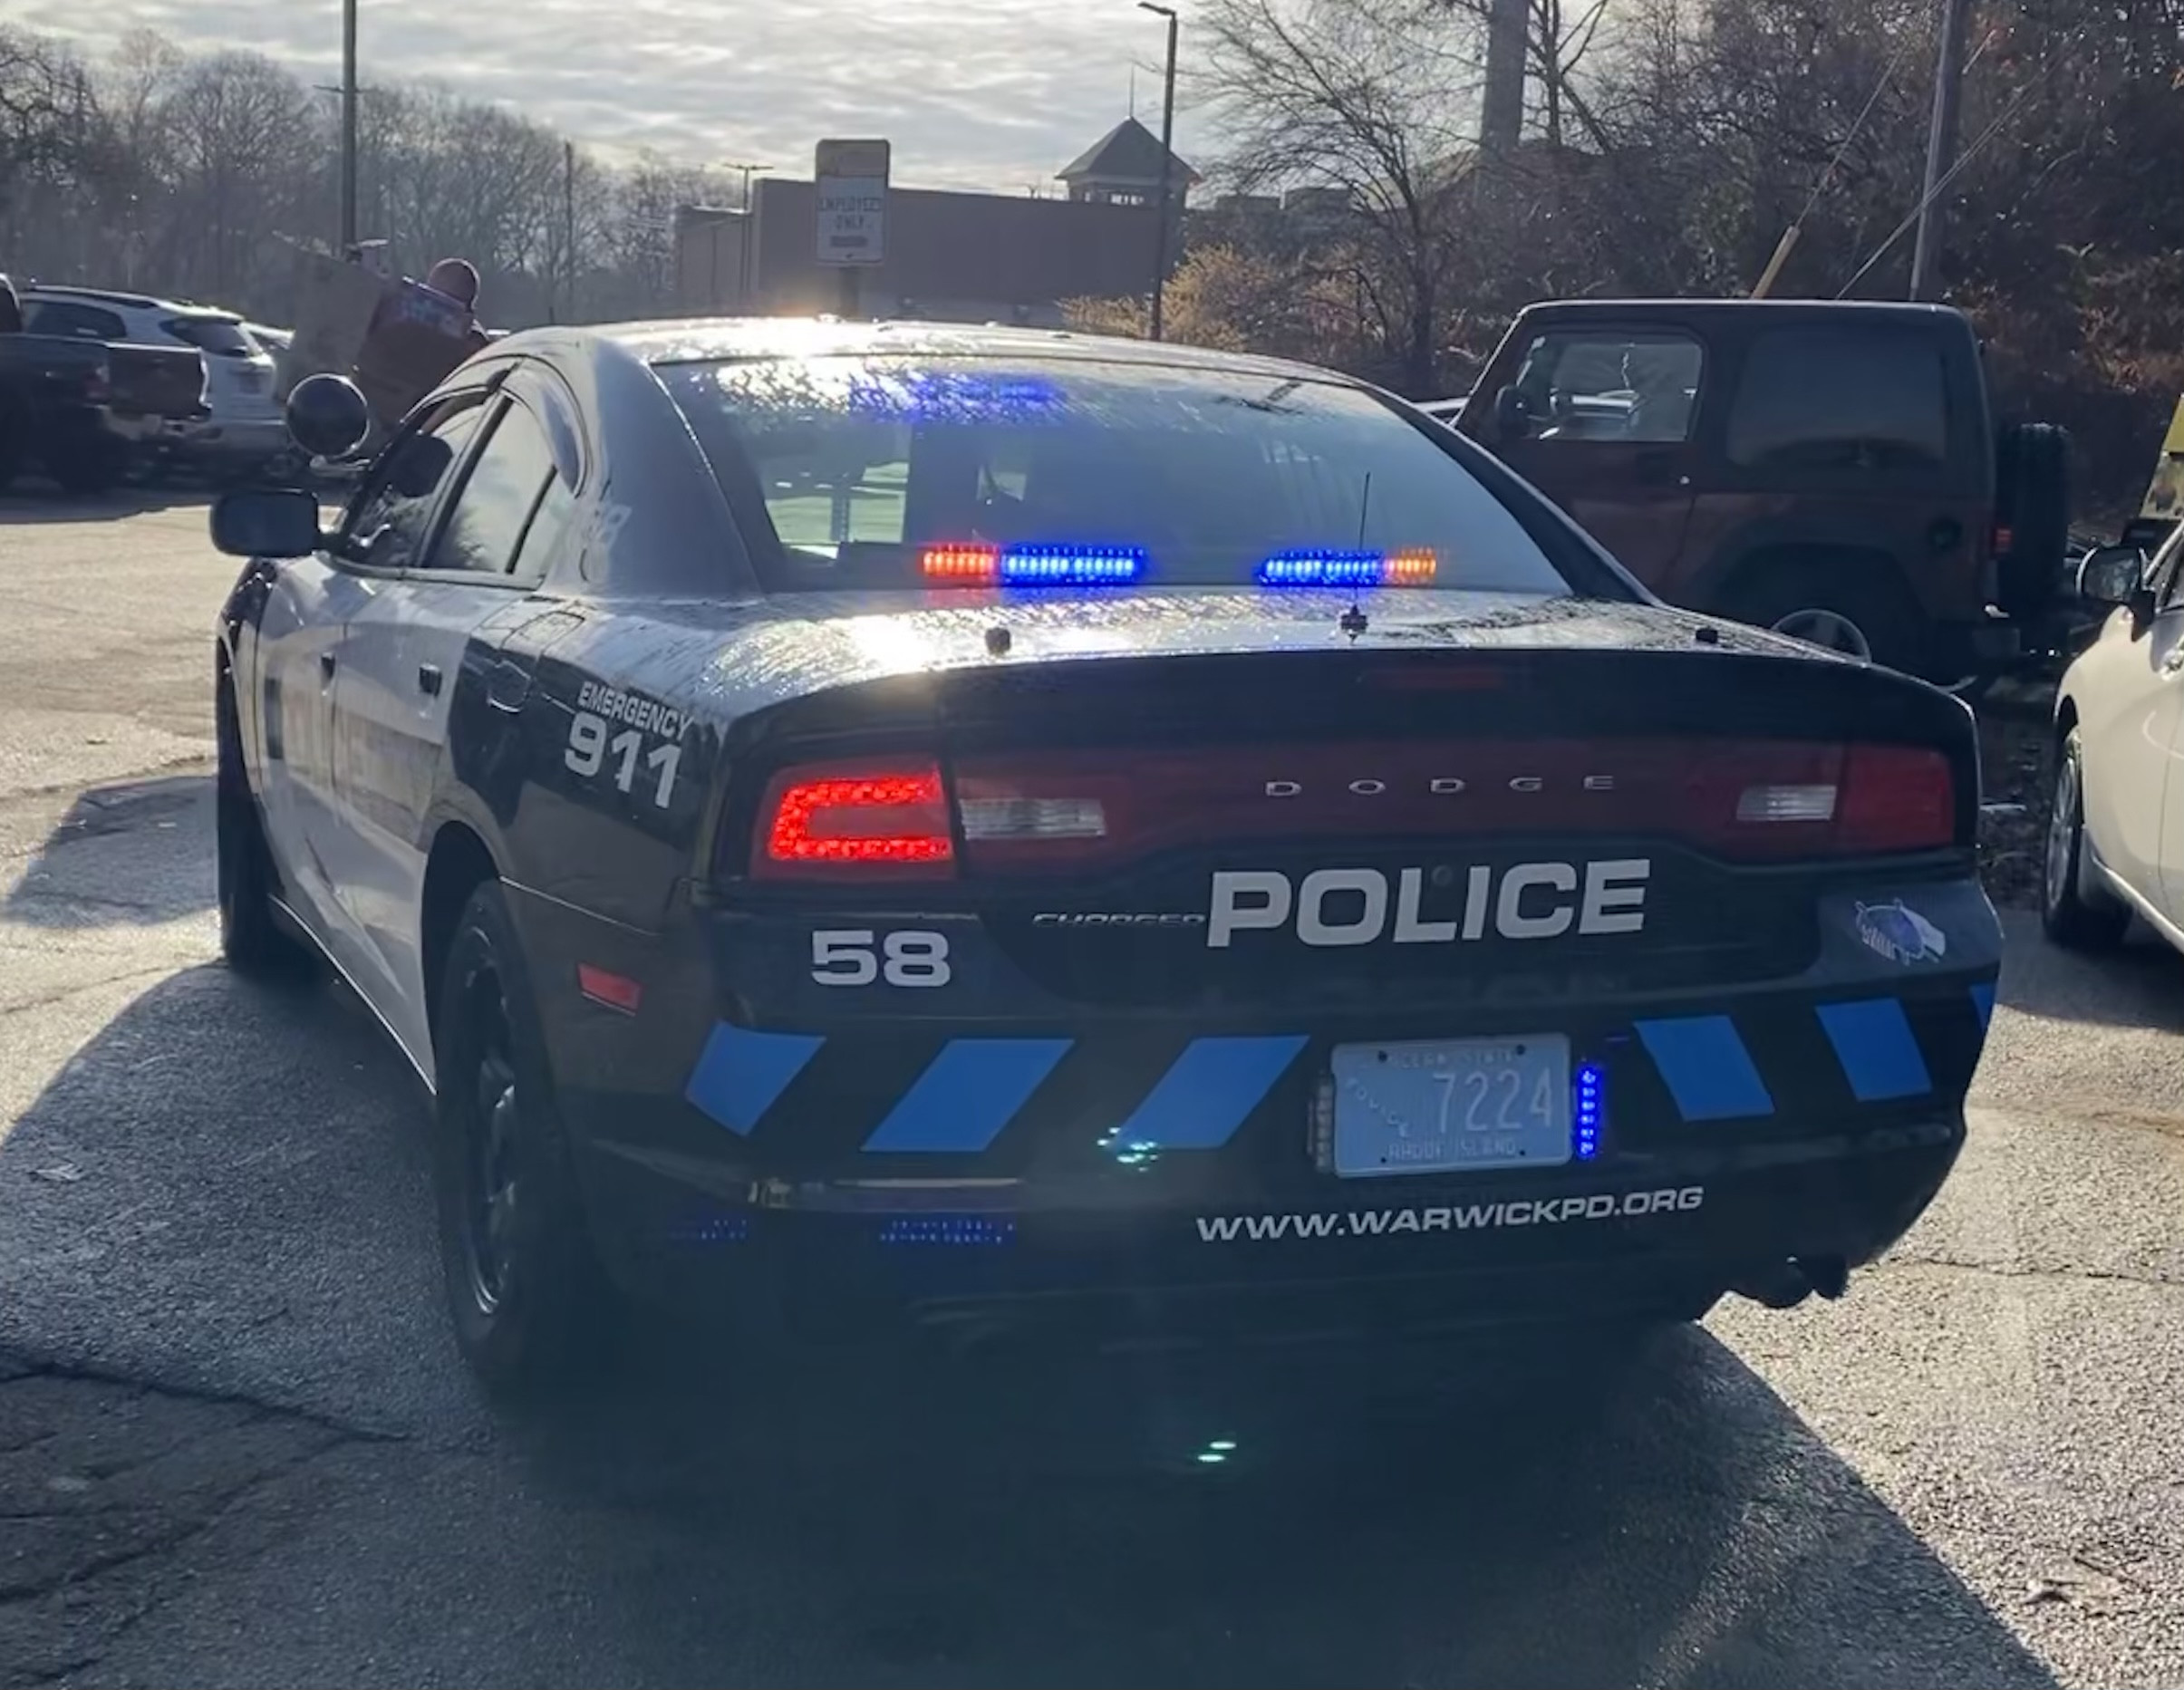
[319,651,336,681]
[417,664,443,697]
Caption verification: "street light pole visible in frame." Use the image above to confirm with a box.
[1138,1,1178,342]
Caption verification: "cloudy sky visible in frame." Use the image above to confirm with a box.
[24,0,1212,192]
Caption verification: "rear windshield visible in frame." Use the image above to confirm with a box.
[161,316,258,358]
[656,355,1575,595]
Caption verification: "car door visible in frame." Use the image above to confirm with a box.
[333,380,575,1057]
[308,391,496,996]
[1477,324,1706,585]
[253,554,371,951]
[2072,526,2184,913]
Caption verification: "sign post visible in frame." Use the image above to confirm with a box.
[815,138,889,319]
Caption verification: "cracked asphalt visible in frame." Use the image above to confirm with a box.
[2,499,2181,1687]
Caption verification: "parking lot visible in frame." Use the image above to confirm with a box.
[1,498,2181,1688]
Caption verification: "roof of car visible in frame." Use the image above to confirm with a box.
[1516,297,1969,325]
[23,283,241,322]
[585,316,1358,385]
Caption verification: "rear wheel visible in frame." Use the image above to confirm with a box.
[434,880,623,1398]
[2043,726,2131,951]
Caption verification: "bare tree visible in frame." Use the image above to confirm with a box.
[1194,0,1486,389]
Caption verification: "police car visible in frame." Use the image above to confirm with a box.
[208,321,2001,1395]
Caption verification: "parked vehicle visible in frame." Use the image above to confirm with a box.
[0,323,208,496]
[20,285,284,478]
[207,324,1998,1398]
[2044,531,2184,951]
[1454,299,2073,692]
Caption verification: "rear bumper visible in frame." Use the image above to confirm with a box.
[512,868,2000,1336]
[575,1116,1960,1338]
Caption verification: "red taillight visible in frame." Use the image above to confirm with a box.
[754,761,955,879]
[742,739,1955,880]
[1837,744,1956,855]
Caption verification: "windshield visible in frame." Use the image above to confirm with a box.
[658,355,1573,594]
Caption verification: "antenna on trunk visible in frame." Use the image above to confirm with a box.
[1339,472,1371,639]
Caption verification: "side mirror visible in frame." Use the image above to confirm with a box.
[1492,384,1533,441]
[284,372,372,460]
[2078,545,2149,611]
[210,488,323,559]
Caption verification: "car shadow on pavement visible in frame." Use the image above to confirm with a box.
[0,485,214,525]
[3,774,214,927]
[492,1315,2063,1686]
[0,962,2062,1690]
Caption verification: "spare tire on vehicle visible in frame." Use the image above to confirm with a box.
[1994,421,2071,620]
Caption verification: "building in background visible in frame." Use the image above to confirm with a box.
[672,121,1196,325]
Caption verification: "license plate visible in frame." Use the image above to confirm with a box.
[1330,1036,1572,1178]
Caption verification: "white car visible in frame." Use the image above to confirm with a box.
[19,285,285,474]
[2044,529,2184,949]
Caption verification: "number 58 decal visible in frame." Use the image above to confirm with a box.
[811,930,952,988]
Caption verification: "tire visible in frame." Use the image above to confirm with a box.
[45,436,122,497]
[433,879,623,1399]
[1723,560,1927,676]
[2042,726,2130,951]
[1995,422,2072,621]
[215,676,315,980]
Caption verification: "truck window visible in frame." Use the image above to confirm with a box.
[24,301,128,343]
[1508,332,1703,444]
[1727,328,1947,469]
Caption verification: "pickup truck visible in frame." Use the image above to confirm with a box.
[1454,298,2073,692]
[0,328,208,496]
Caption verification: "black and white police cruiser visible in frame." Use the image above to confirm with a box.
[209,321,2002,1396]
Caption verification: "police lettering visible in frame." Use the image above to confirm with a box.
[1205,860,1651,949]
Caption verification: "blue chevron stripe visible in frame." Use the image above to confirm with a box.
[1105,1035,1309,1154]
[861,1038,1075,1154]
[685,1024,824,1135]
[1633,1015,1774,1122]
[1817,998,1932,1102]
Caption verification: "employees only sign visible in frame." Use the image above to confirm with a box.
[816,138,890,266]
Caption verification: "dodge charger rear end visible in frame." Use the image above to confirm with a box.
[453,333,2005,1372]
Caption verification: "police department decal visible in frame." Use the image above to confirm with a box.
[1855,899,1947,966]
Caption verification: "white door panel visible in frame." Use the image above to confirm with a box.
[255,558,374,964]
[332,580,492,1061]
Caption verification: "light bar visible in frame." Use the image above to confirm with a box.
[1258,547,1437,586]
[919,543,1145,585]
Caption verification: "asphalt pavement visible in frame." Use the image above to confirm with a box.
[1,496,2180,1688]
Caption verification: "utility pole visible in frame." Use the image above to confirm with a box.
[339,0,359,255]
[1909,0,1973,300]
[1138,2,1178,341]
